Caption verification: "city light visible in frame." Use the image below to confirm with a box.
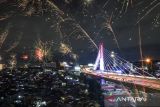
[74,66,80,71]
[145,58,151,63]
[111,51,115,58]
[21,54,29,60]
[115,70,122,74]
[0,64,3,70]
[88,63,94,67]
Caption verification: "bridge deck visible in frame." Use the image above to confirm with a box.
[82,68,160,91]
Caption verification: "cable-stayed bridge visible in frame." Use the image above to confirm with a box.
[81,43,160,91]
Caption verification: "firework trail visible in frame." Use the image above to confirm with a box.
[22,0,98,50]
[1,0,98,52]
[49,2,94,46]
[46,1,98,50]
[5,35,22,52]
[98,13,120,50]
[67,29,81,38]
[72,23,98,49]
[123,0,133,12]
[54,18,74,39]
[138,24,144,70]
[0,23,22,52]
[138,24,149,94]
[136,0,160,24]
[62,20,98,50]
[16,0,67,42]
[110,0,136,22]
[106,14,120,50]
[109,26,120,50]
[45,0,66,23]
[44,1,71,40]
[0,24,12,49]
[116,0,134,17]
[0,29,8,48]
[137,0,157,14]
[46,0,64,15]
[56,24,63,39]
[7,0,75,52]
[17,0,63,17]
[103,0,110,8]
[123,0,129,13]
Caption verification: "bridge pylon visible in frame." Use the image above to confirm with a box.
[93,43,104,71]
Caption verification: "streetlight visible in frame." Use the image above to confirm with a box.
[111,51,116,67]
[145,58,151,63]
[111,51,115,58]
[145,58,152,73]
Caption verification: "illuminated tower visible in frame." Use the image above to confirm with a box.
[93,43,104,71]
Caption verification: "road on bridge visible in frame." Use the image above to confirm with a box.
[82,68,160,91]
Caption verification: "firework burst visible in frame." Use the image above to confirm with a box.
[34,39,52,61]
[59,42,72,54]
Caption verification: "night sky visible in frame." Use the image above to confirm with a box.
[0,0,160,63]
